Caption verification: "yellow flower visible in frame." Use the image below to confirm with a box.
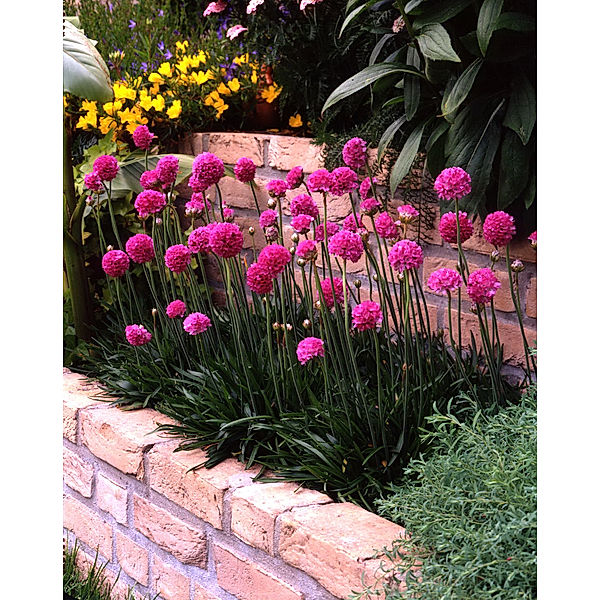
[158,62,173,78]
[176,57,190,74]
[151,94,165,112]
[117,107,139,123]
[125,118,147,135]
[289,113,303,128]
[167,99,182,119]
[148,73,165,85]
[102,100,124,116]
[251,70,258,85]
[113,81,136,101]
[215,103,229,120]
[175,40,189,54]
[81,100,98,112]
[227,78,241,93]
[138,91,154,111]
[99,116,118,135]
[261,84,282,104]
[149,83,161,96]
[189,70,213,86]
[217,82,232,96]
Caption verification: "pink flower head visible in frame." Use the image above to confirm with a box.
[246,262,273,294]
[265,226,279,243]
[266,178,289,198]
[125,324,152,346]
[93,155,119,181]
[300,0,322,9]
[434,167,472,201]
[343,213,364,233]
[467,268,501,304]
[246,0,264,14]
[388,239,423,273]
[296,239,317,261]
[164,244,191,273]
[342,137,367,170]
[427,268,462,295]
[259,209,278,228]
[483,211,516,247]
[166,299,187,319]
[397,204,419,225]
[134,189,166,219]
[320,277,345,309]
[359,177,378,200]
[203,0,227,16]
[329,167,358,197]
[222,206,234,221]
[226,24,248,40]
[306,169,332,194]
[328,229,364,263]
[314,221,340,243]
[185,193,209,216]
[192,152,225,191]
[296,337,325,365]
[125,233,155,263]
[140,169,161,190]
[84,171,103,192]
[258,244,291,277]
[188,224,215,255]
[234,157,256,183]
[289,193,319,219]
[352,301,383,331]
[291,214,314,234]
[102,249,130,277]
[286,166,304,189]
[132,125,155,150]
[183,312,212,335]
[360,197,381,216]
[156,155,179,185]
[438,211,474,245]
[208,222,244,258]
[375,212,399,240]
[529,230,537,249]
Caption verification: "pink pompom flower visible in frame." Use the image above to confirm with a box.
[483,211,516,247]
[102,250,130,277]
[125,324,152,346]
[343,213,364,233]
[306,169,332,193]
[360,197,381,216]
[203,0,227,16]
[314,221,340,243]
[266,178,289,198]
[359,176,378,200]
[291,214,314,234]
[93,155,119,181]
[320,277,345,309]
[342,137,367,170]
[166,299,187,319]
[265,226,279,243]
[258,244,291,277]
[246,262,274,294]
[296,239,317,261]
[185,193,209,216]
[375,212,399,240]
[226,24,248,40]
[234,157,256,183]
[156,155,179,185]
[140,169,161,190]
[388,239,423,273]
[438,211,474,245]
[289,193,319,219]
[192,152,225,191]
[467,268,501,304]
[529,230,537,249]
[188,224,215,255]
[132,125,155,150]
[208,222,244,258]
[125,233,155,264]
[328,230,364,263]
[134,189,166,219]
[259,209,278,228]
[296,337,325,365]
[164,244,191,273]
[352,301,383,331]
[427,268,462,294]
[183,312,212,335]
[286,166,304,189]
[434,167,472,201]
[222,206,234,221]
[84,171,103,192]
[397,204,419,225]
[329,167,358,197]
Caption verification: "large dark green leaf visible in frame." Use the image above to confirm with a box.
[496,12,536,32]
[503,73,536,145]
[523,173,536,209]
[405,46,421,121]
[405,0,426,13]
[378,116,407,163]
[340,2,373,37]
[497,130,531,209]
[477,0,504,56]
[413,0,472,29]
[417,24,461,62]
[441,58,483,119]
[369,34,395,66]
[424,125,448,179]
[425,119,450,152]
[390,121,427,196]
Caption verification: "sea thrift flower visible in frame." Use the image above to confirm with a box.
[192,152,225,190]
[343,213,364,233]
[296,337,325,365]
[185,193,209,216]
[342,137,367,170]
[529,230,537,249]
[286,166,304,189]
[125,233,155,263]
[388,239,423,273]
[397,204,419,225]
[183,312,212,334]
[328,230,364,263]
[102,249,130,277]
[258,244,291,276]
[359,176,378,200]
[166,299,186,318]
[259,209,278,228]
[289,193,319,219]
[467,268,501,304]
[156,155,179,185]
[291,214,314,234]
[375,212,399,240]
[266,178,289,198]
[246,262,273,294]
[204,0,227,16]
[434,167,472,201]
[427,268,462,294]
[360,197,381,216]
[329,167,358,197]
[125,324,152,346]
[132,125,155,149]
[93,155,119,181]
[134,189,166,218]
[164,244,191,273]
[438,211,474,244]
[188,224,215,254]
[140,169,161,190]
[483,211,516,247]
[246,0,264,14]
[265,226,279,243]
[352,301,383,331]
[234,157,256,183]
[222,206,234,221]
[84,171,103,192]
[314,221,340,243]
[226,24,248,40]
[296,239,317,261]
[320,277,345,309]
[208,222,244,258]
[306,169,332,193]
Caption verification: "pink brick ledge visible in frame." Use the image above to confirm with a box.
[63,369,406,600]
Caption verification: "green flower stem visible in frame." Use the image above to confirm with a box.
[104,181,123,249]
[265,299,282,412]
[249,181,262,216]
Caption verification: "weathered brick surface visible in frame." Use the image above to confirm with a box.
[63,370,104,443]
[97,473,128,525]
[63,494,113,560]
[152,555,191,600]
[208,132,267,166]
[526,277,537,318]
[146,440,260,529]
[268,136,323,173]
[278,503,404,599]
[193,583,223,600]
[63,447,94,497]
[214,543,304,600]
[231,482,332,554]
[206,176,270,212]
[133,495,207,566]
[116,531,149,586]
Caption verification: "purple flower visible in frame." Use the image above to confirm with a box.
[108,2,114,13]
[128,20,136,29]
[158,9,164,17]
[164,50,173,60]
[158,41,165,51]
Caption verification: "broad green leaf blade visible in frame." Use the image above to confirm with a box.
[497,130,531,209]
[523,173,536,209]
[322,63,425,113]
[413,0,471,29]
[441,58,483,118]
[63,19,113,102]
[382,96,404,109]
[405,46,421,121]
[339,3,370,37]
[477,0,504,56]
[416,24,461,62]
[496,12,536,32]
[390,121,426,196]
[503,73,536,145]
[369,34,395,66]
[405,0,426,13]
[425,119,450,152]
[378,116,407,163]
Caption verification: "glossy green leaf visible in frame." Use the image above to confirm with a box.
[390,121,426,196]
[369,34,395,65]
[497,130,531,209]
[523,173,536,209]
[477,0,504,56]
[339,3,370,37]
[378,116,407,163]
[405,0,426,13]
[441,58,483,118]
[496,12,536,32]
[425,119,450,152]
[503,73,536,144]
[382,96,404,109]
[413,0,471,29]
[417,24,461,62]
[405,46,421,121]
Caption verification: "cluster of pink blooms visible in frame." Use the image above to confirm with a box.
[84,155,119,193]
[226,25,248,40]
[374,212,398,240]
[329,167,358,197]
[320,277,345,309]
[234,157,256,183]
[427,268,462,294]
[203,0,226,16]
[190,152,225,192]
[296,337,325,365]
[352,301,383,331]
[125,324,152,346]
[132,125,155,150]
[185,193,209,216]
[208,222,244,258]
[397,204,419,225]
[296,239,317,261]
[102,249,130,278]
[286,166,304,189]
[259,209,278,229]
[246,262,274,294]
[438,211,474,244]
[359,177,378,200]
[360,197,381,216]
[134,189,166,219]
[433,167,472,201]
[342,137,367,170]
[328,230,364,263]
[291,214,314,234]
[164,244,192,274]
[388,239,423,274]
[314,221,340,243]
[290,194,319,219]
[266,178,290,198]
[125,234,155,264]
[84,171,103,192]
[467,268,501,304]
[166,299,187,319]
[306,169,332,194]
[529,231,537,249]
[140,169,161,191]
[188,224,216,255]
[343,213,364,233]
[183,312,212,335]
[246,244,291,294]
[482,211,516,247]
[156,155,180,185]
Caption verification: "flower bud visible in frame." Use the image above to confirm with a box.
[155,217,162,225]
[315,300,322,311]
[224,211,234,223]
[286,323,293,331]
[302,319,311,329]
[151,308,158,316]
[289,246,296,255]
[470,303,478,314]
[359,229,370,243]
[297,257,306,268]
[85,196,94,205]
[106,245,114,252]
[248,226,255,236]
[267,198,277,210]
[291,232,300,243]
[265,226,278,242]
[272,322,280,331]
[353,279,362,288]
[372,273,378,281]
[511,259,524,273]
[491,250,500,264]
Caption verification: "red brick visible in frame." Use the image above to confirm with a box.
[193,584,222,600]
[116,531,149,586]
[133,495,207,566]
[152,555,190,600]
[97,473,128,525]
[207,132,267,166]
[63,447,94,497]
[526,277,536,318]
[214,543,303,600]
[63,371,104,443]
[268,136,324,173]
[63,494,113,560]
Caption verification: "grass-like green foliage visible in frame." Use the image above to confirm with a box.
[353,385,536,599]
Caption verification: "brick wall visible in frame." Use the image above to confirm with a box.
[63,369,405,600]
[177,133,537,371]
